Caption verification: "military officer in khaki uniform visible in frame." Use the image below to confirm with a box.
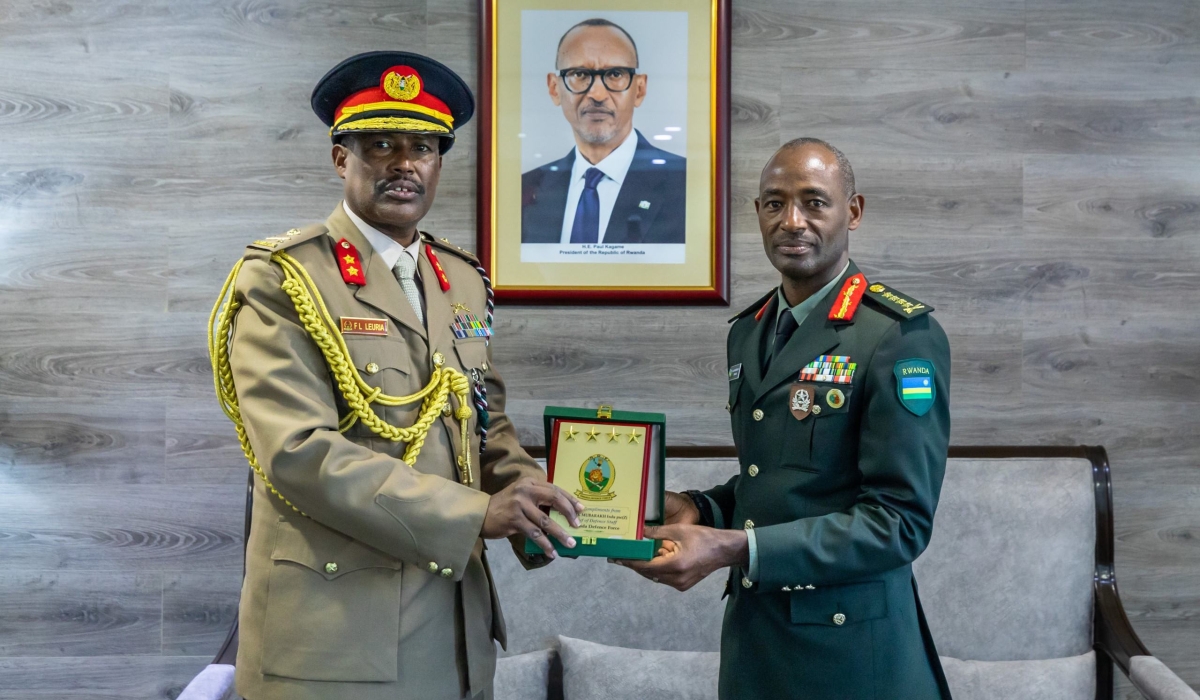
[209,52,584,700]
[623,139,953,699]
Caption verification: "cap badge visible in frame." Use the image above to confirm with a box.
[384,70,421,101]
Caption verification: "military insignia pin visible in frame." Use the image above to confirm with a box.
[799,355,856,384]
[335,238,366,285]
[826,388,845,409]
[894,358,936,416]
[789,383,816,420]
[728,364,742,381]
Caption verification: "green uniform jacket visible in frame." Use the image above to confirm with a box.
[707,260,953,700]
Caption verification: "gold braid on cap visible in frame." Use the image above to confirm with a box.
[209,252,475,516]
[333,117,450,136]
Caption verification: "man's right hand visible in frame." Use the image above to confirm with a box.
[481,477,585,559]
[664,491,701,525]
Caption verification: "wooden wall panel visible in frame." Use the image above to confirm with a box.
[0,0,1196,695]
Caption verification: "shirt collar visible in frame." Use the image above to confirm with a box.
[775,261,852,328]
[342,201,422,270]
[570,128,639,187]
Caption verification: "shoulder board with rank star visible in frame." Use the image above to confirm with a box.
[422,233,479,264]
[863,282,934,320]
[247,224,326,253]
[728,288,777,324]
[334,238,366,286]
[828,273,867,322]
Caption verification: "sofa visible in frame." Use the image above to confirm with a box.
[179,446,1198,700]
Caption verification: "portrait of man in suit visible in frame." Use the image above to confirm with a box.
[521,18,687,245]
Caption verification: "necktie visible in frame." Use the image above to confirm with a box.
[765,311,799,371]
[393,253,424,326]
[569,167,606,243]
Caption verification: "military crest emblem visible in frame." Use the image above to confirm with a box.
[789,383,815,420]
[576,454,618,501]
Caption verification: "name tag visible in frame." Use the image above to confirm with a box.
[340,316,388,336]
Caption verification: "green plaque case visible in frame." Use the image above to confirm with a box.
[525,406,666,561]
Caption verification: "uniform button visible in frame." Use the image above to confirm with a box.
[753,409,764,421]
[442,403,452,417]
[833,613,846,626]
[428,562,439,573]
[812,405,822,415]
[743,519,755,530]
[482,362,489,372]
[725,402,731,412]
[432,351,446,366]
[365,362,380,375]
[324,562,338,574]
[748,464,759,477]
[440,568,454,579]
[741,576,753,588]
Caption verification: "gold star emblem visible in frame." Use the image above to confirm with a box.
[585,427,600,442]
[607,427,621,442]
[564,426,578,441]
[627,429,642,444]
[343,254,356,265]
[346,266,359,276]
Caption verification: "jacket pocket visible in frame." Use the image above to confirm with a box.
[790,580,888,626]
[452,337,488,370]
[261,517,403,681]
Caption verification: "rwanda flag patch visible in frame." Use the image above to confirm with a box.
[894,359,936,416]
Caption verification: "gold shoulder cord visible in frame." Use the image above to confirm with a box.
[208,252,475,516]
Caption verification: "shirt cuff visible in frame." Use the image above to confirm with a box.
[745,528,759,582]
[702,494,725,530]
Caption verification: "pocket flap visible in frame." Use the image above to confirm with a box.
[813,384,853,417]
[344,338,411,376]
[453,337,488,370]
[271,518,402,580]
[790,580,887,626]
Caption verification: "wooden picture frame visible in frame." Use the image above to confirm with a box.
[477,0,730,304]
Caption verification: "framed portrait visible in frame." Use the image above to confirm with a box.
[477,0,730,304]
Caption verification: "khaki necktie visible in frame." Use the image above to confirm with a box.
[392,253,424,326]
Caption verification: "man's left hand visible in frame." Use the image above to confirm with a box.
[618,524,748,592]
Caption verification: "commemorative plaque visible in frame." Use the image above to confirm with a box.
[525,405,666,561]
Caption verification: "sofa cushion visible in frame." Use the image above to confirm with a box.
[495,649,554,700]
[940,652,1096,700]
[914,458,1096,660]
[557,636,718,700]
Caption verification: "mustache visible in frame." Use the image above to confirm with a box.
[375,177,425,195]
[578,101,615,118]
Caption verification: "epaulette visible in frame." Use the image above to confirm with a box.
[422,233,479,264]
[863,281,934,320]
[728,288,777,324]
[246,224,327,254]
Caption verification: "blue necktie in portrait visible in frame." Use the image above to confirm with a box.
[570,167,605,243]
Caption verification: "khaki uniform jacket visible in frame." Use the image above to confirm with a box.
[229,205,546,700]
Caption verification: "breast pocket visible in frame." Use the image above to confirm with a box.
[780,384,853,472]
[452,337,488,371]
[342,337,421,437]
[261,517,403,682]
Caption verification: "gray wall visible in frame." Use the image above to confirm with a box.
[0,0,1197,697]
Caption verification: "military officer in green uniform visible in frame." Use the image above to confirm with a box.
[623,138,953,699]
[210,52,584,700]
